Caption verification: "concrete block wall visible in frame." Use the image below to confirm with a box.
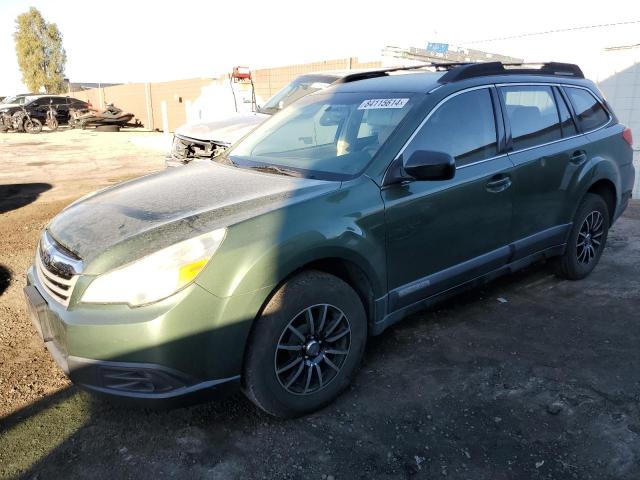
[71,88,100,110]
[252,57,383,100]
[102,83,147,127]
[148,78,214,132]
[69,57,383,133]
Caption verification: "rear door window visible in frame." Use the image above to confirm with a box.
[564,87,610,132]
[28,98,46,107]
[405,88,498,166]
[500,85,561,150]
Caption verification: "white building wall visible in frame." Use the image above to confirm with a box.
[594,46,640,198]
[471,23,639,199]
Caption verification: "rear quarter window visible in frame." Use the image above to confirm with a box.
[565,87,610,132]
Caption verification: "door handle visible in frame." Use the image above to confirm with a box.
[485,175,512,193]
[570,150,587,165]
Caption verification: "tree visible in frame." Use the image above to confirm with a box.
[14,8,67,94]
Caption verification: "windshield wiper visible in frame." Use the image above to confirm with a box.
[248,165,298,177]
[216,155,237,167]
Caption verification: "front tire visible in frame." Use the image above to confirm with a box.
[554,193,610,280]
[24,118,42,134]
[242,270,367,418]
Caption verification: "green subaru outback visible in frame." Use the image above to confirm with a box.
[25,62,635,417]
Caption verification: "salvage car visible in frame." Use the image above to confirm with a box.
[25,62,635,417]
[167,71,372,167]
[0,95,89,129]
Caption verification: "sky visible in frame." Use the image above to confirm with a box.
[0,0,639,94]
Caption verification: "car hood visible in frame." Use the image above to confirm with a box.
[175,112,269,144]
[47,162,338,274]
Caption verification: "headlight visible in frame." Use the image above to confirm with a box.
[171,136,184,157]
[81,228,226,306]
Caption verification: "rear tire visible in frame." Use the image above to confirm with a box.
[553,193,610,280]
[242,270,367,418]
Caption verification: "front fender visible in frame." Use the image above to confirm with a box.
[196,177,387,302]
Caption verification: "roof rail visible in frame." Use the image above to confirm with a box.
[438,62,584,83]
[333,61,584,85]
[334,62,471,84]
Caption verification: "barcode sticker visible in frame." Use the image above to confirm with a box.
[357,98,409,110]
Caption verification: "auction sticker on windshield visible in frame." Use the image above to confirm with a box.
[358,98,409,110]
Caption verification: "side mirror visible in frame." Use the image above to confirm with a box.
[404,150,455,181]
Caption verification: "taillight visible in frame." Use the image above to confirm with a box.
[622,127,633,147]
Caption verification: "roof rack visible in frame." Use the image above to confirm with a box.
[334,61,584,85]
[335,62,470,83]
[438,62,584,82]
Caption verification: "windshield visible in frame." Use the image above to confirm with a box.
[259,75,338,115]
[22,96,41,106]
[225,91,417,180]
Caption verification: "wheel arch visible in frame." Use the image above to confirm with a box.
[587,178,617,224]
[255,249,382,327]
[585,156,623,224]
[239,253,380,382]
[293,257,376,328]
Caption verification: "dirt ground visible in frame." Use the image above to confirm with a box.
[1,129,639,479]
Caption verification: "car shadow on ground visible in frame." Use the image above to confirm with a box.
[0,265,10,296]
[0,183,52,214]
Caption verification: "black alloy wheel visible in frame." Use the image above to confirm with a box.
[275,304,351,395]
[576,210,605,265]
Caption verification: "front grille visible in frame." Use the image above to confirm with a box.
[35,232,82,308]
[35,249,78,307]
[171,135,230,161]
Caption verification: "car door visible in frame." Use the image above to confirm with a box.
[382,86,514,311]
[53,97,70,123]
[499,84,590,259]
[29,97,48,121]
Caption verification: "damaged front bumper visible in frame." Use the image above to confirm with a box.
[166,134,230,168]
